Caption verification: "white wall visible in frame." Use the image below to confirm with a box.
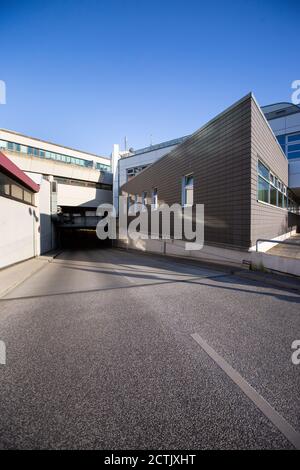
[57,183,112,207]
[0,196,37,269]
[118,145,179,188]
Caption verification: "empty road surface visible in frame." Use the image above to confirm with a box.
[0,248,299,449]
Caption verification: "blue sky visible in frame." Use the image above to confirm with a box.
[0,0,299,156]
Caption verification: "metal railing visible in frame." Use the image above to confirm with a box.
[256,238,300,252]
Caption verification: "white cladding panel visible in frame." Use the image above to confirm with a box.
[57,183,112,207]
[0,196,36,268]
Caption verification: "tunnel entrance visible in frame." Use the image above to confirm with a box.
[55,205,111,249]
[58,228,112,250]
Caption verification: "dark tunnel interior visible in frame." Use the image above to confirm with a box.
[58,229,112,250]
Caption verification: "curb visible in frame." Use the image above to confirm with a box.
[37,249,63,262]
[0,250,63,299]
[233,270,300,293]
[115,246,300,293]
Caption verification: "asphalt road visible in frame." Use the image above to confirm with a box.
[0,248,299,449]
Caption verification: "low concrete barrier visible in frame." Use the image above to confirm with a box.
[251,252,300,277]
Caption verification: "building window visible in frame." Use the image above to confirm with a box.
[270,185,277,206]
[258,176,269,204]
[11,184,23,200]
[182,174,194,206]
[96,162,111,172]
[142,191,147,207]
[287,133,300,143]
[257,159,298,212]
[23,190,33,204]
[152,188,158,209]
[0,171,34,205]
[258,160,269,180]
[0,173,10,195]
[277,133,300,160]
[126,165,148,181]
[0,138,109,171]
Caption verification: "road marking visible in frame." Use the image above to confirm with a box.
[191,332,300,450]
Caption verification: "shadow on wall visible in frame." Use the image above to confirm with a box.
[288,211,300,233]
[39,212,54,254]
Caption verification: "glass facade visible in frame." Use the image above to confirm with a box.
[257,160,298,213]
[275,132,300,160]
[96,162,111,172]
[0,139,111,172]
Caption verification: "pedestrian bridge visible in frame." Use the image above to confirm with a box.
[56,212,101,229]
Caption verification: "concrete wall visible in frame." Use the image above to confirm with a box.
[251,251,300,277]
[57,182,112,208]
[0,196,37,269]
[5,151,112,184]
[116,237,251,268]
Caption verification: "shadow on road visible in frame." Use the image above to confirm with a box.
[2,247,300,305]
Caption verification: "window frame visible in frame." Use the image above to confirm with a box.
[257,158,297,212]
[151,188,158,210]
[182,174,194,207]
[0,171,35,206]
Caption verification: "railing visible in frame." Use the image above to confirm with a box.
[256,238,300,252]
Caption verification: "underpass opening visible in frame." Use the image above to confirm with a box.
[55,206,112,250]
[59,228,111,250]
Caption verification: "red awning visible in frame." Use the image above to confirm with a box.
[0,151,40,192]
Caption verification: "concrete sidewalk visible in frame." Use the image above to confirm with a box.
[0,250,61,298]
[268,234,300,259]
